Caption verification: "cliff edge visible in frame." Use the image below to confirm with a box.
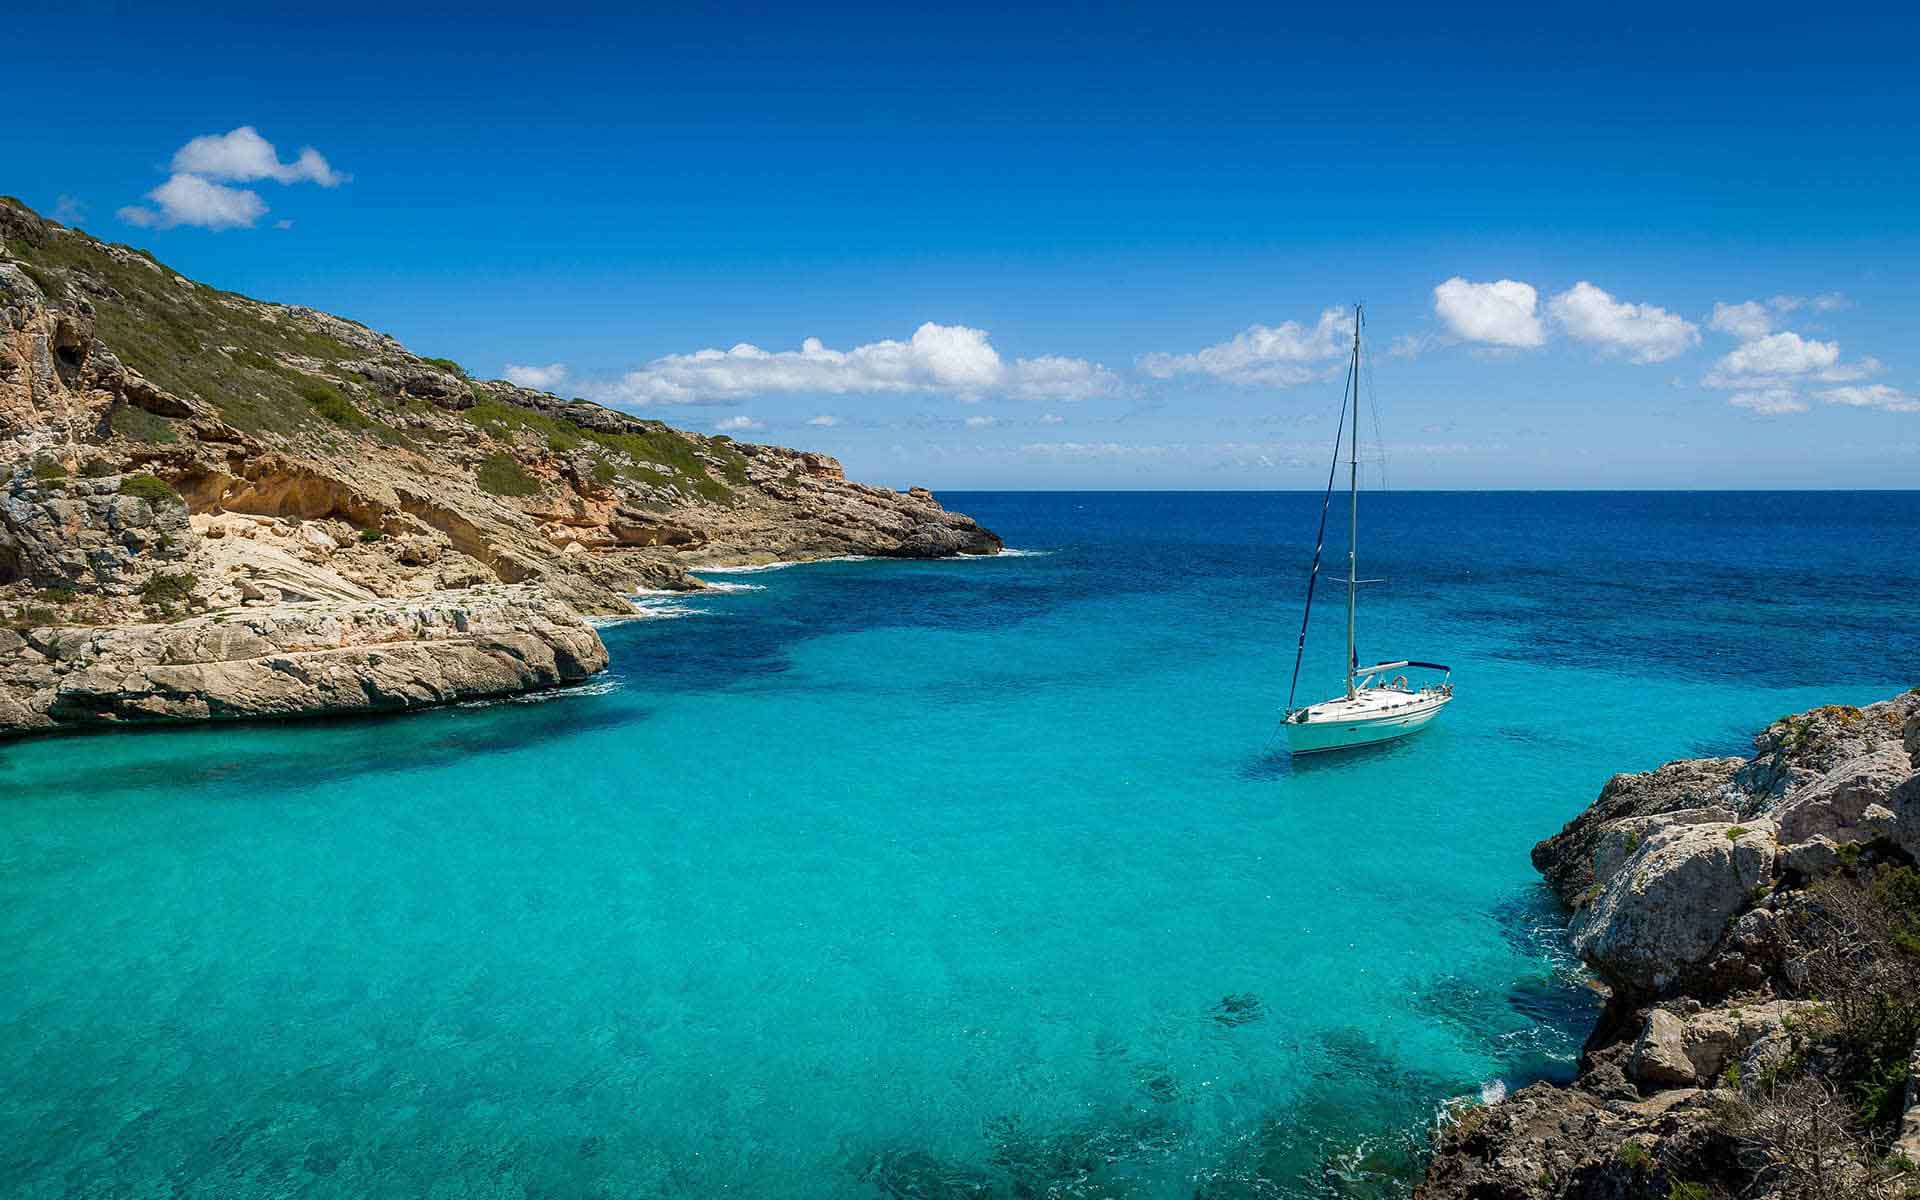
[0,197,1000,735]
[1420,691,1920,1200]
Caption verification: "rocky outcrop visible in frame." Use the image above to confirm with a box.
[1420,690,1920,1200]
[0,585,605,734]
[0,195,1001,737]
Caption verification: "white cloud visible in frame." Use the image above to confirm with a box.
[1038,412,1065,424]
[1007,354,1121,400]
[1139,308,1351,386]
[1547,282,1698,363]
[1709,301,1773,339]
[52,195,86,225]
[504,362,569,389]
[806,414,840,426]
[1728,389,1808,415]
[118,127,347,233]
[1432,277,1544,348]
[273,219,294,231]
[117,173,268,230]
[172,126,346,187]
[1818,384,1920,413]
[1811,292,1848,311]
[964,415,997,427]
[594,322,1115,405]
[714,415,763,431]
[1020,441,1170,457]
[1714,331,1839,379]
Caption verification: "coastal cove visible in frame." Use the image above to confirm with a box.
[4,491,1918,1198]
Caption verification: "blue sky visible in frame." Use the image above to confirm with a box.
[11,2,1918,488]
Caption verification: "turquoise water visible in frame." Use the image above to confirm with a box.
[3,491,1917,1198]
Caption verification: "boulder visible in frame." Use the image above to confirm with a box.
[1570,819,1776,996]
[1533,758,1744,905]
[1781,835,1841,878]
[1774,747,1915,845]
[1629,1009,1696,1088]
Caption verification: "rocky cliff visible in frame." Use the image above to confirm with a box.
[1420,691,1920,1200]
[0,196,999,735]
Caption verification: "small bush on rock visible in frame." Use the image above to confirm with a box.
[475,453,541,497]
[118,474,182,505]
[139,572,197,607]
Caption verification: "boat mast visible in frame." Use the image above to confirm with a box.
[1345,305,1361,699]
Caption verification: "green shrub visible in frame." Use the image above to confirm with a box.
[38,586,77,604]
[420,356,465,376]
[358,527,385,543]
[1667,1183,1710,1200]
[117,474,182,505]
[31,454,67,480]
[81,459,119,478]
[1726,826,1750,841]
[1872,865,1920,958]
[475,452,541,497]
[110,404,178,443]
[139,571,197,605]
[1617,1141,1651,1171]
[18,262,64,297]
[296,379,368,427]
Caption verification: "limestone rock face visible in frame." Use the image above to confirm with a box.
[1570,820,1776,996]
[1533,757,1745,906]
[1774,746,1917,846]
[2,469,194,593]
[1,585,606,735]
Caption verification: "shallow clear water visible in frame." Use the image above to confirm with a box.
[3,491,1916,1198]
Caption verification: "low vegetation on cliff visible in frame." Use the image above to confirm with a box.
[0,195,999,736]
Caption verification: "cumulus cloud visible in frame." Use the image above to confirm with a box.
[1139,308,1352,386]
[172,126,346,187]
[118,126,347,231]
[1709,300,1773,339]
[1547,282,1698,363]
[1432,277,1545,348]
[1728,389,1808,415]
[806,414,840,426]
[714,415,763,431]
[594,322,1116,405]
[1713,331,1840,379]
[117,174,269,230]
[1703,323,1883,413]
[1818,384,1920,413]
[504,362,569,389]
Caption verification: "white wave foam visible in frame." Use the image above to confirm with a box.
[992,548,1054,558]
[1479,1078,1509,1105]
[698,580,766,594]
[456,678,623,708]
[694,554,876,575]
[593,598,709,623]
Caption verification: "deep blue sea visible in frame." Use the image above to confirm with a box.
[4,492,1917,1199]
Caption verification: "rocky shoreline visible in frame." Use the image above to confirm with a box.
[1,196,1000,737]
[1419,691,1920,1200]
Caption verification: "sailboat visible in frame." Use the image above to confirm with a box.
[1282,305,1453,755]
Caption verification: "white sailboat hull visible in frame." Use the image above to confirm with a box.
[1283,688,1451,755]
